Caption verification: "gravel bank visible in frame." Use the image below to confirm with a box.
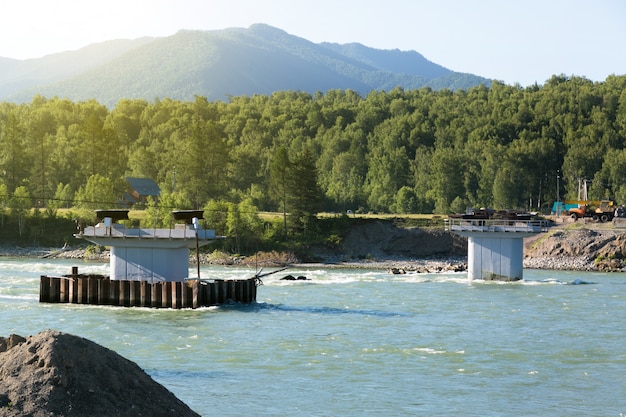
[523,256,595,271]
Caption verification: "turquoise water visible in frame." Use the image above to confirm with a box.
[1,258,625,416]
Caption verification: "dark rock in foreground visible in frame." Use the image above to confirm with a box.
[0,330,199,417]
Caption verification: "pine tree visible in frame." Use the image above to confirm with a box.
[269,146,291,238]
[287,148,322,237]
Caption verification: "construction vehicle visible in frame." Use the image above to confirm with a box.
[566,200,615,222]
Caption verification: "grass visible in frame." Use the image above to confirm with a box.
[317,212,436,220]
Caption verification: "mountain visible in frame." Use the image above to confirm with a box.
[0,24,491,106]
[0,38,156,99]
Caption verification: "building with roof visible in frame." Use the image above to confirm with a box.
[122,178,160,207]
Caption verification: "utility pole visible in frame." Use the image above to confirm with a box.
[556,170,560,216]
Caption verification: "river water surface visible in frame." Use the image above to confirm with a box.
[0,258,624,416]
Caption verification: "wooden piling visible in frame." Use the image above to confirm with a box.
[39,272,258,309]
[213,280,219,304]
[68,278,75,303]
[52,277,59,302]
[59,278,69,303]
[181,281,190,309]
[98,278,109,305]
[220,280,229,303]
[150,282,160,308]
[202,282,215,306]
[87,277,97,304]
[109,279,118,305]
[140,281,149,307]
[171,281,179,309]
[128,280,138,307]
[119,280,129,307]
[76,278,85,304]
[161,282,170,308]
[39,276,49,303]
[192,281,200,309]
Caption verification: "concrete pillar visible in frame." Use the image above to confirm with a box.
[467,235,524,281]
[446,218,547,281]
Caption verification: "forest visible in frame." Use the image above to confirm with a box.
[2,74,626,245]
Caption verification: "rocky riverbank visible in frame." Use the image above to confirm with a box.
[3,220,626,273]
[522,256,596,271]
[522,222,626,272]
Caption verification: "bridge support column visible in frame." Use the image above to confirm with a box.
[466,235,524,281]
[446,218,547,281]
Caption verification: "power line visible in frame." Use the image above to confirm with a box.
[0,194,267,215]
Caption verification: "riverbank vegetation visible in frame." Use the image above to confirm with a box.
[2,74,626,250]
[0,205,443,257]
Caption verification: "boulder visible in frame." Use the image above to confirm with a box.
[0,330,199,417]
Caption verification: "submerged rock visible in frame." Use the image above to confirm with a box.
[280,275,309,280]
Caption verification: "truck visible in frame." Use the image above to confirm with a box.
[566,200,615,222]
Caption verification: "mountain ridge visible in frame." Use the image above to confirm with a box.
[1,24,491,106]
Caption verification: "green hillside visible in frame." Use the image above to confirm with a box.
[1,74,625,249]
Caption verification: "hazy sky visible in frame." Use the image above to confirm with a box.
[2,0,625,86]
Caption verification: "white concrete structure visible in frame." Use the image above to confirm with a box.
[75,210,219,282]
[445,219,548,281]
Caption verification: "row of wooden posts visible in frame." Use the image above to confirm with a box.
[39,268,259,309]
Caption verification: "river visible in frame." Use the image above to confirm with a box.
[0,258,624,416]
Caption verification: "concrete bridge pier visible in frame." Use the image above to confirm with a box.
[466,234,524,281]
[446,218,548,281]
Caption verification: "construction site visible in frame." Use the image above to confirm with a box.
[551,179,626,226]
